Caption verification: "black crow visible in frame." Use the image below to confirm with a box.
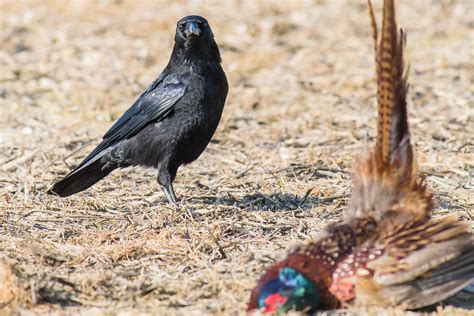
[49,15,228,204]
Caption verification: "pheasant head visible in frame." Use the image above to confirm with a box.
[255,267,319,313]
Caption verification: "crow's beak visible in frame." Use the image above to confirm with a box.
[185,21,202,37]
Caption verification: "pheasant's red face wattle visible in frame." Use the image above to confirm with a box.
[263,293,288,313]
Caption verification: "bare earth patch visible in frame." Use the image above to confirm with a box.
[0,0,472,315]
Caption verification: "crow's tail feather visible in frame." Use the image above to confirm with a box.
[48,159,114,197]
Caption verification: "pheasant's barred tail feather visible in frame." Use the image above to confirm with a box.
[350,0,430,222]
[368,0,378,55]
[375,0,410,165]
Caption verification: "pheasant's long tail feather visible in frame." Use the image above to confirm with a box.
[368,0,378,54]
[350,1,430,222]
[375,0,410,166]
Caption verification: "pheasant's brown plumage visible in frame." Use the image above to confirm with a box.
[351,0,427,224]
[248,0,473,313]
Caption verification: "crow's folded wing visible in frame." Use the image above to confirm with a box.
[69,75,186,175]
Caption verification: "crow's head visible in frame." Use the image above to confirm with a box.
[174,15,220,60]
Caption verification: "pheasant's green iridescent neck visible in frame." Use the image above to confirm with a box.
[258,267,320,313]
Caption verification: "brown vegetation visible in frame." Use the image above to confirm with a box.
[1,0,472,314]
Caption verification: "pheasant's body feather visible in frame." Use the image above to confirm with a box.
[248,0,473,313]
[330,214,472,308]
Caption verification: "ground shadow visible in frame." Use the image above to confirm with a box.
[186,191,349,212]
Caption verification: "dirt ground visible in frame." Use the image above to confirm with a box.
[0,0,472,315]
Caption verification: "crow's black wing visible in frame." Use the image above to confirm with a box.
[103,74,166,139]
[70,75,186,174]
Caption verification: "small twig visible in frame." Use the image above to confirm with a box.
[2,149,40,171]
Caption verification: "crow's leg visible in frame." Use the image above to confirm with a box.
[161,183,177,205]
[157,165,178,205]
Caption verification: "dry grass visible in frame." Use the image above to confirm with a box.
[0,0,473,315]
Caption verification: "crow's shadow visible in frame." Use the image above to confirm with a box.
[186,191,349,212]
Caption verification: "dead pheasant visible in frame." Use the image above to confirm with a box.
[247,0,473,313]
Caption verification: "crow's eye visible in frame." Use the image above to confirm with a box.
[179,24,185,31]
[201,22,207,28]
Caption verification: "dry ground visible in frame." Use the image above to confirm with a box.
[0,0,473,315]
